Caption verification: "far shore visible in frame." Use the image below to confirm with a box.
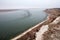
[0,9,20,12]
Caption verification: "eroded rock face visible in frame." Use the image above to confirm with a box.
[43,25,60,40]
[36,16,60,40]
[36,25,49,40]
[43,16,60,40]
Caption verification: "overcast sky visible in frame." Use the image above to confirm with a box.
[0,0,60,9]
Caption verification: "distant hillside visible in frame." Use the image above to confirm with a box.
[0,9,19,12]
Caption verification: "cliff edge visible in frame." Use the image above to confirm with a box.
[36,8,60,40]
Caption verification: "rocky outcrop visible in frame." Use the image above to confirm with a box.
[36,16,60,40]
[36,8,60,40]
[11,8,60,40]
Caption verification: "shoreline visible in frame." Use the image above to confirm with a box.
[0,9,19,12]
[11,8,60,40]
[11,17,48,40]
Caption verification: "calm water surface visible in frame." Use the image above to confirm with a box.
[0,9,47,40]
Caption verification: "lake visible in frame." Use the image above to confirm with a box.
[0,9,47,40]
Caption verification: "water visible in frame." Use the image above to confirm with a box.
[0,9,47,40]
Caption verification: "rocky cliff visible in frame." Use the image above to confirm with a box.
[36,8,60,40]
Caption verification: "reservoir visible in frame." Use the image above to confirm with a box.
[0,9,47,40]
